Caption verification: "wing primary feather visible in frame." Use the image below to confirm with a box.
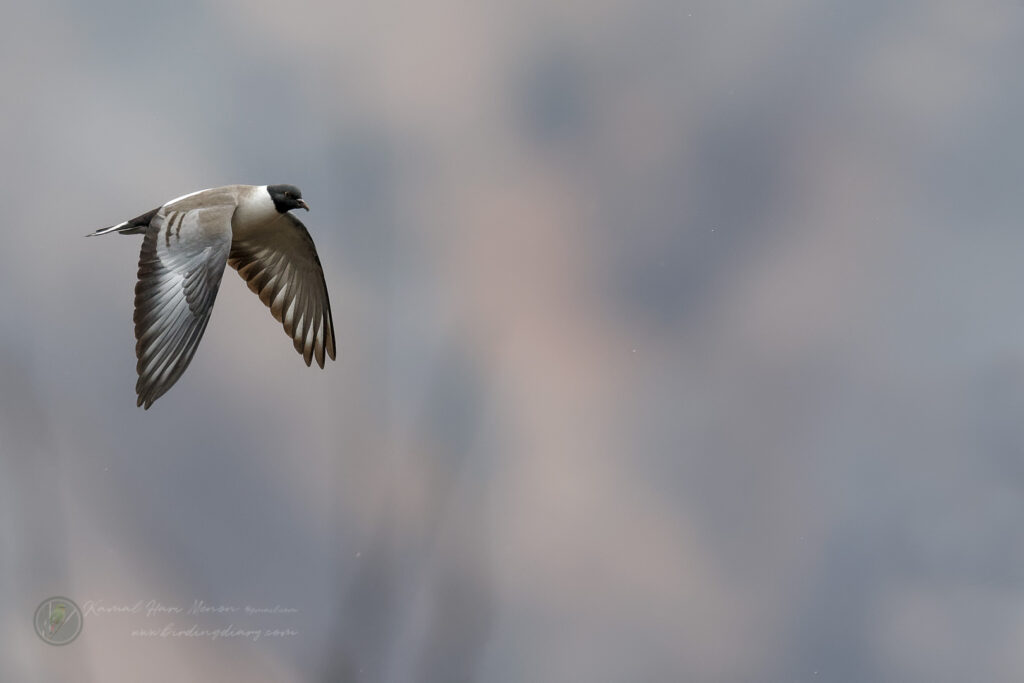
[131,204,233,407]
[228,216,336,368]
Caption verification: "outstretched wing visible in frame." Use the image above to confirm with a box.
[134,205,234,408]
[228,213,336,367]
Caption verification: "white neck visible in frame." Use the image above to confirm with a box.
[232,185,280,235]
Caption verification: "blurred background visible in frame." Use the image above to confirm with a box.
[2,0,1024,681]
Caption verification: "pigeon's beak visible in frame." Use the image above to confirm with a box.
[297,199,310,212]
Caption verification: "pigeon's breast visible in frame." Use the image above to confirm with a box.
[231,186,280,238]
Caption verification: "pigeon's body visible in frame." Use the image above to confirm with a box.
[90,184,336,409]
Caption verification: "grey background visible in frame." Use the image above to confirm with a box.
[2,1,1024,681]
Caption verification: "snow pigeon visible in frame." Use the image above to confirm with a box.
[90,184,336,408]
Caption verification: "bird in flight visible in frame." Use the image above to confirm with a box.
[89,184,336,409]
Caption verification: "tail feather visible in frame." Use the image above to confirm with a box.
[86,221,130,237]
[86,206,160,237]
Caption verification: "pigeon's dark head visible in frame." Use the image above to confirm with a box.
[267,184,309,213]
